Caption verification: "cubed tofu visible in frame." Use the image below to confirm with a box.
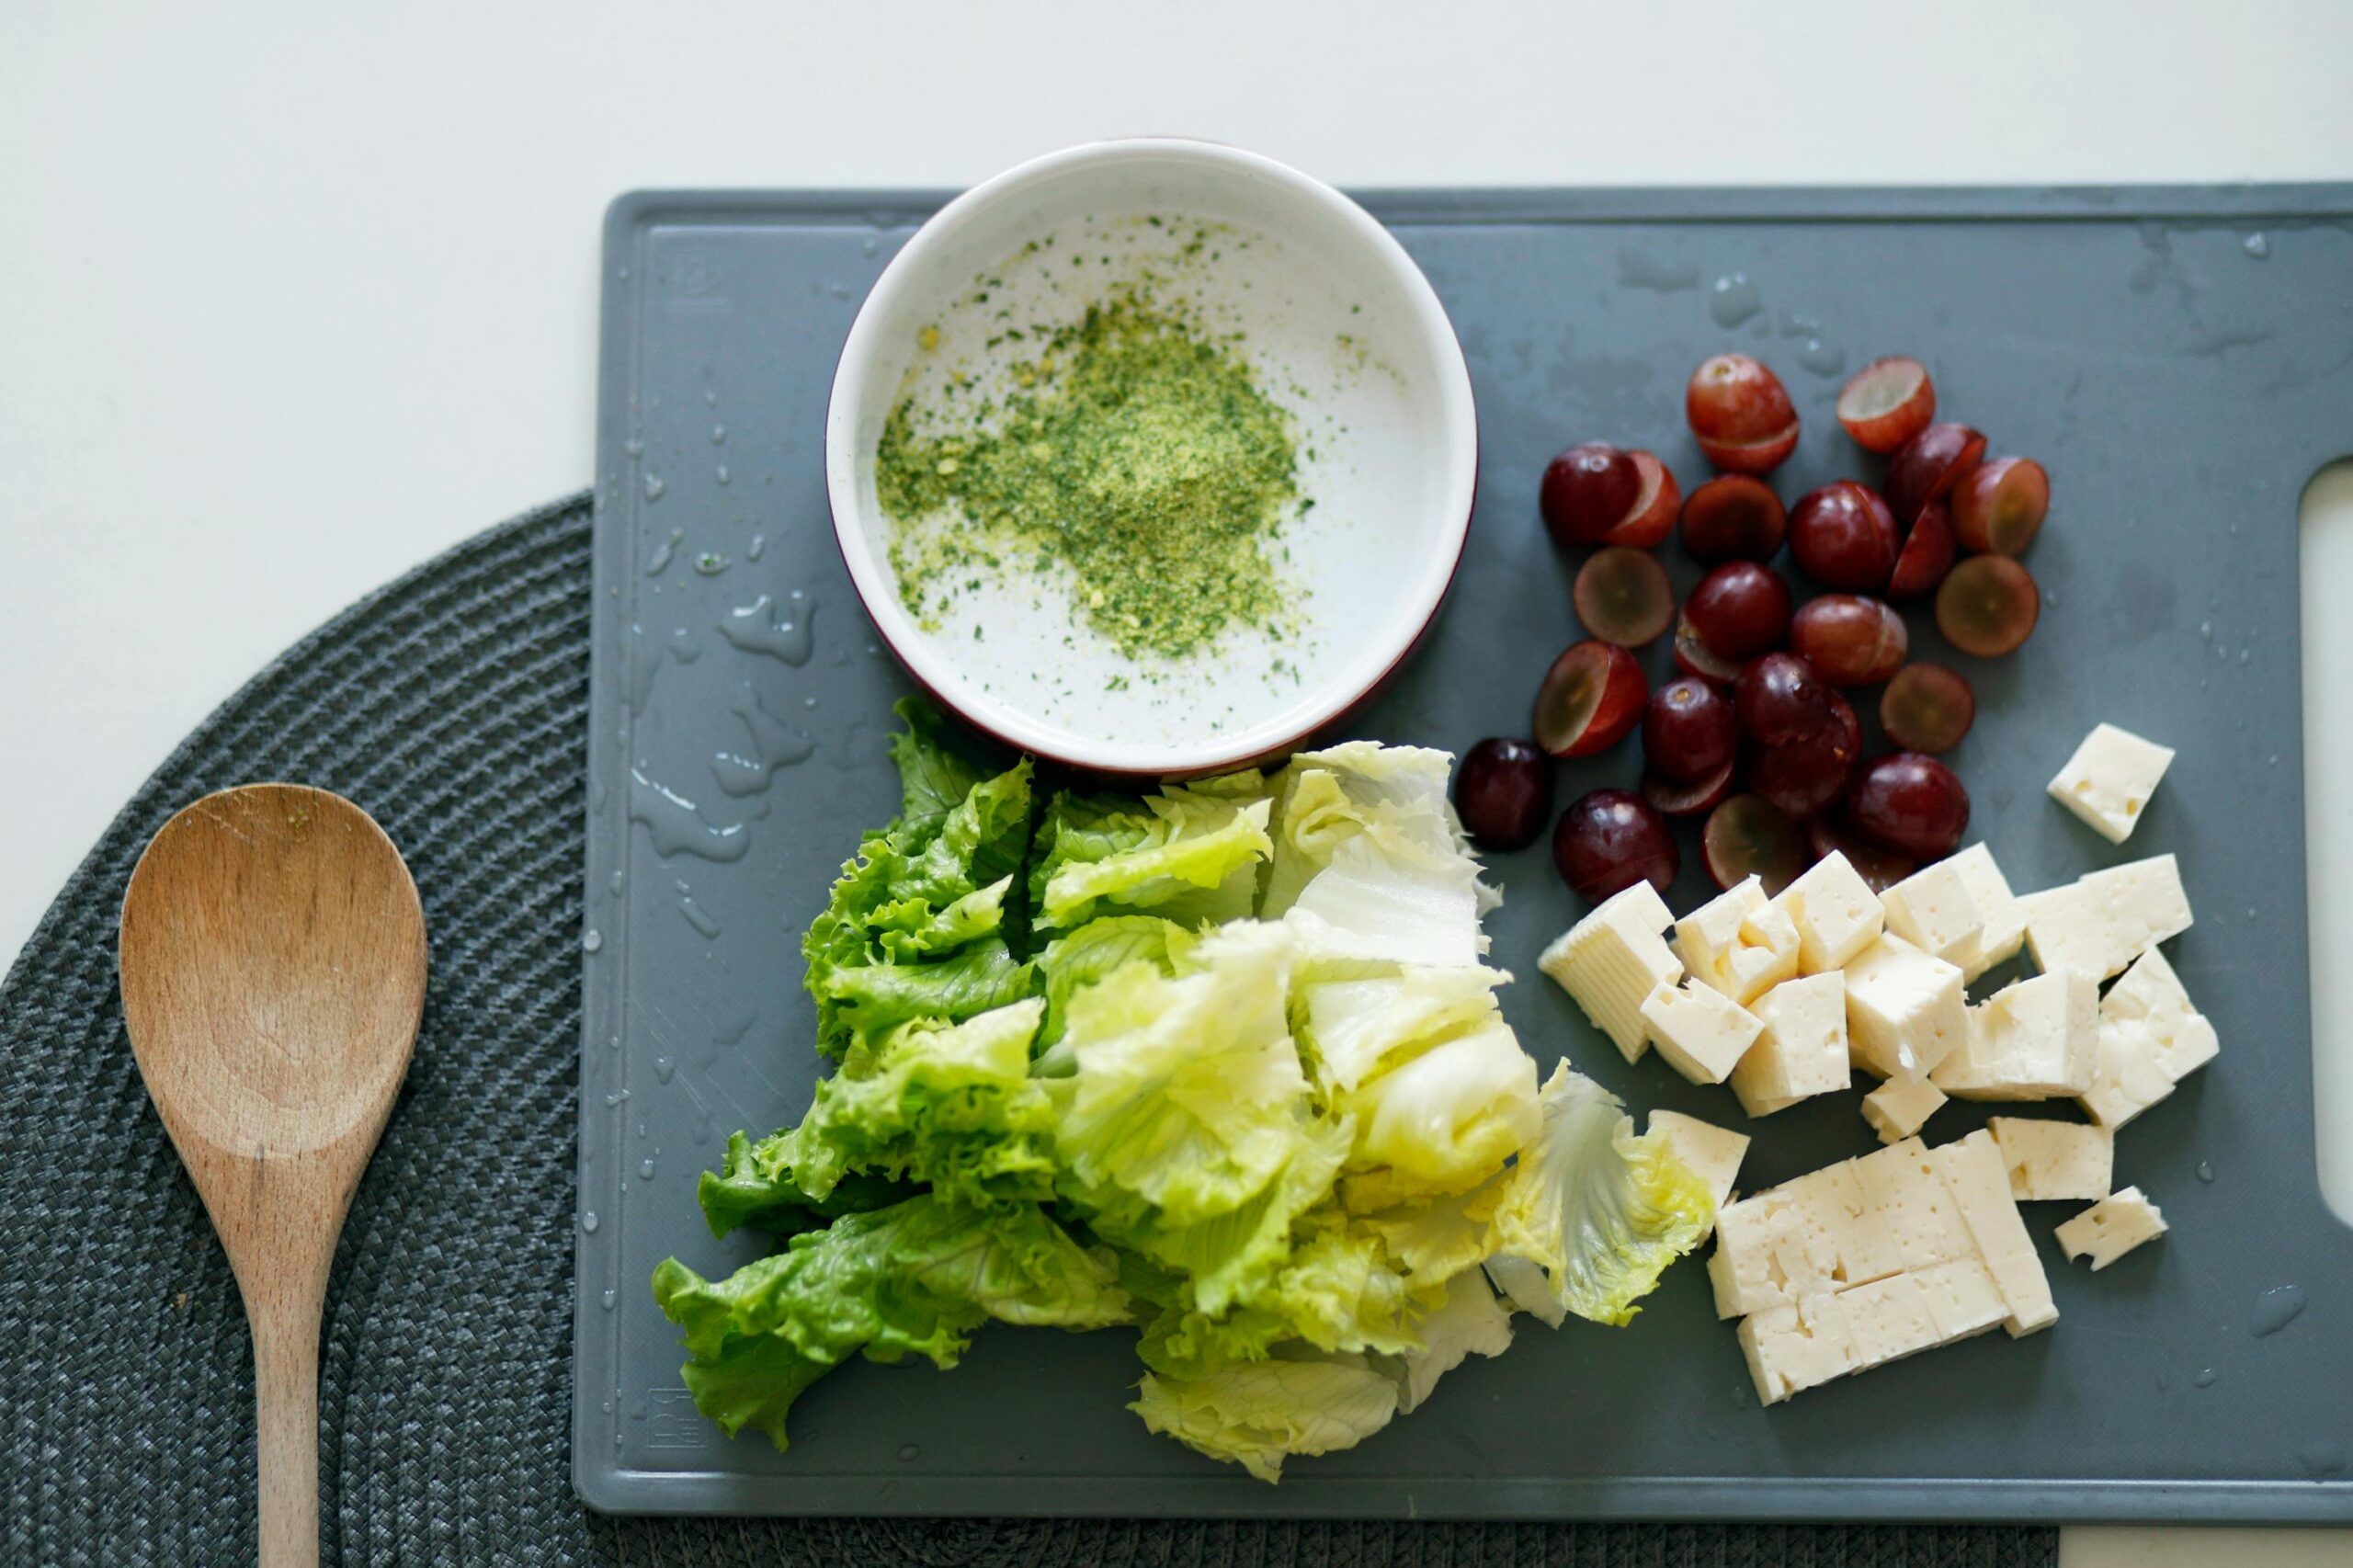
[1861,1074,1949,1143]
[1648,1108,1749,1229]
[1988,1117,2115,1201]
[1772,851,1885,974]
[1843,934,1968,1079]
[1839,1270,1948,1371]
[2101,946,2219,1084]
[1928,1130,2059,1336]
[1710,1193,1836,1319]
[2018,855,2193,982]
[2049,722,2175,845]
[1540,881,1682,1063]
[1945,843,2029,982]
[1739,1291,1859,1404]
[2078,1015,2181,1129]
[1910,1256,2011,1342]
[1731,971,1850,1117]
[1852,1138,1978,1270]
[1786,1159,1907,1290]
[1640,983,1764,1085]
[1933,971,2098,1100]
[2055,1187,2168,1269]
[1881,860,1985,967]
[1676,877,1802,1006]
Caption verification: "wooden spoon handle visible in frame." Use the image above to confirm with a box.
[252,1298,322,1568]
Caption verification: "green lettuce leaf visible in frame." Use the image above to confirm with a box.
[1489,1062,1713,1327]
[1297,965,1506,1094]
[654,1194,1129,1449]
[812,939,1035,1062]
[1032,915,1199,1060]
[1131,1349,1401,1483]
[1029,783,1273,933]
[1341,1021,1540,1197]
[695,1130,913,1240]
[1388,1267,1512,1414]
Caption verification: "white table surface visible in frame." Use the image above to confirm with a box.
[4,2,2349,1557]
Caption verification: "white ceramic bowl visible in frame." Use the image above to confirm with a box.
[825,138,1477,776]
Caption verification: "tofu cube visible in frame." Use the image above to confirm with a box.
[1772,852,1885,974]
[1787,1159,1907,1290]
[2055,1187,2168,1269]
[1738,1291,1859,1404]
[2078,1015,2181,1129]
[1710,1193,1836,1319]
[1639,983,1764,1085]
[1648,1109,1749,1231]
[1946,843,2029,981]
[1852,1138,1978,1270]
[1731,972,1850,1117]
[1843,934,1967,1078]
[2018,855,2193,981]
[1910,1256,2011,1343]
[2101,946,2219,1084]
[1676,877,1802,1006]
[1928,1130,2059,1336]
[1540,881,1682,1063]
[1838,1270,1947,1372]
[1880,859,1985,968]
[1933,971,2097,1100]
[1988,1117,2115,1201]
[1861,1074,1949,1143]
[2049,722,2175,845]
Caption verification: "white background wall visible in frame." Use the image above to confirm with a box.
[4,5,2349,1560]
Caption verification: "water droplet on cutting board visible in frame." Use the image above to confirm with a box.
[608,869,625,898]
[646,528,684,576]
[2197,1160,2215,1182]
[710,694,817,797]
[639,1159,657,1180]
[717,593,816,665]
[666,626,702,664]
[715,464,730,485]
[715,1008,758,1046]
[693,551,728,576]
[679,896,721,937]
[599,1290,616,1311]
[747,533,765,561]
[704,387,719,407]
[897,1444,920,1462]
[1797,337,1846,377]
[580,1211,600,1233]
[1615,247,1700,293]
[581,929,603,954]
[1709,272,1763,327]
[710,424,726,445]
[642,472,666,503]
[2299,1442,2347,1479]
[654,1056,676,1084]
[2252,1284,2307,1337]
[2244,232,2270,259]
[2194,1367,2218,1388]
[627,768,751,862]
[623,437,645,458]
[604,1089,631,1108]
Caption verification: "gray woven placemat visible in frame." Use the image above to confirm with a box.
[0,493,2057,1566]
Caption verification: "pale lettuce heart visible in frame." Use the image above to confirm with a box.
[1391,1267,1513,1414]
[1345,1023,1541,1194]
[1300,965,1507,1094]
[1131,1350,1402,1483]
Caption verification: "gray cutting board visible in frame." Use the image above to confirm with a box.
[574,186,2353,1520]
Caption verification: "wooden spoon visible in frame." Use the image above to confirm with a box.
[118,784,426,1568]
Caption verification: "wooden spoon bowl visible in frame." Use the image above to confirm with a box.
[119,784,425,1568]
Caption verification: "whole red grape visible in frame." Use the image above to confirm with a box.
[1850,753,1971,861]
[1554,789,1680,902]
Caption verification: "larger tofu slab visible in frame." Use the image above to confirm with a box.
[1928,1130,2059,1336]
[1540,881,1681,1063]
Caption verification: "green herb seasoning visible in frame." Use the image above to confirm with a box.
[876,290,1302,662]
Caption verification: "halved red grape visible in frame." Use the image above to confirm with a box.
[1745,693,1861,822]
[1789,481,1900,593]
[1950,458,2050,556]
[1702,794,1811,895]
[1454,737,1554,849]
[1643,756,1737,818]
[1674,612,1744,682]
[1883,422,1987,524]
[1880,664,1975,754]
[1888,497,1957,602]
[1809,816,1917,892]
[1555,788,1679,902]
[1687,354,1799,474]
[1540,443,1641,548]
[1574,547,1675,647]
[1935,555,2040,657]
[1643,676,1739,784]
[1836,357,1937,453]
[1533,640,1647,757]
[1850,753,1970,861]
[1684,561,1793,663]
[1678,474,1787,562]
[1790,595,1907,685]
[1735,652,1836,745]
[1598,449,1681,549]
